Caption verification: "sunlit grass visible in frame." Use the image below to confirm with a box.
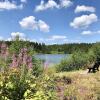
[55,69,100,100]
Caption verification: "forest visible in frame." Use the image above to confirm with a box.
[0,40,94,54]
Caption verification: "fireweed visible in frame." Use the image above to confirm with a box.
[0,42,33,69]
[0,42,57,100]
[0,43,9,60]
[11,48,33,69]
[0,43,34,99]
[0,43,9,72]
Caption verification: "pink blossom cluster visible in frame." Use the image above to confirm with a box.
[0,43,33,69]
[0,43,9,60]
[11,48,33,68]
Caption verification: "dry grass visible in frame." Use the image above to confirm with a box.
[55,69,100,100]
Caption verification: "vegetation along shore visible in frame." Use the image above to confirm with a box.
[0,37,100,100]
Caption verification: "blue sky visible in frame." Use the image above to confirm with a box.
[0,0,100,44]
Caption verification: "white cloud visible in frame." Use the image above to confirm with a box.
[45,0,59,9]
[19,16,50,32]
[35,0,73,12]
[97,30,100,34]
[35,0,59,12]
[81,31,93,35]
[38,35,67,41]
[11,32,26,40]
[0,0,23,10]
[38,36,81,44]
[0,36,3,40]
[70,14,98,29]
[60,0,73,8]
[81,30,100,35]
[75,5,95,13]
[42,35,67,41]
[37,35,68,44]
[21,0,27,3]
[38,20,50,32]
[51,35,67,40]
[19,16,38,30]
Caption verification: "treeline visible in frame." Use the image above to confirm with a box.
[0,40,94,54]
[0,40,47,53]
[47,43,93,54]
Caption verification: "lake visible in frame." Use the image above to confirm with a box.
[35,54,68,66]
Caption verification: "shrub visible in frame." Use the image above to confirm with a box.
[24,74,57,100]
[56,43,100,72]
[31,56,43,77]
[56,51,89,72]
[0,67,29,100]
[0,67,57,100]
[0,42,57,100]
[91,43,100,61]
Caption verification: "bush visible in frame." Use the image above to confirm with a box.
[56,43,100,72]
[24,74,57,100]
[92,43,100,61]
[0,41,57,100]
[31,56,43,77]
[0,67,29,100]
[56,51,89,72]
[0,66,57,100]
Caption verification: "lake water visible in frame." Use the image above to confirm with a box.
[35,54,68,65]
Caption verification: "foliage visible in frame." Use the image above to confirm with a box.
[0,67,28,100]
[31,56,43,77]
[0,67,57,100]
[0,40,57,100]
[24,74,57,100]
[0,40,93,54]
[47,43,93,54]
[91,42,100,60]
[56,51,89,72]
[9,37,34,55]
[56,43,100,72]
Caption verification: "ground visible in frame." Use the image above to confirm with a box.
[55,69,100,100]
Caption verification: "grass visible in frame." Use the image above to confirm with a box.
[55,69,100,100]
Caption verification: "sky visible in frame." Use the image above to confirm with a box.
[0,0,100,44]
